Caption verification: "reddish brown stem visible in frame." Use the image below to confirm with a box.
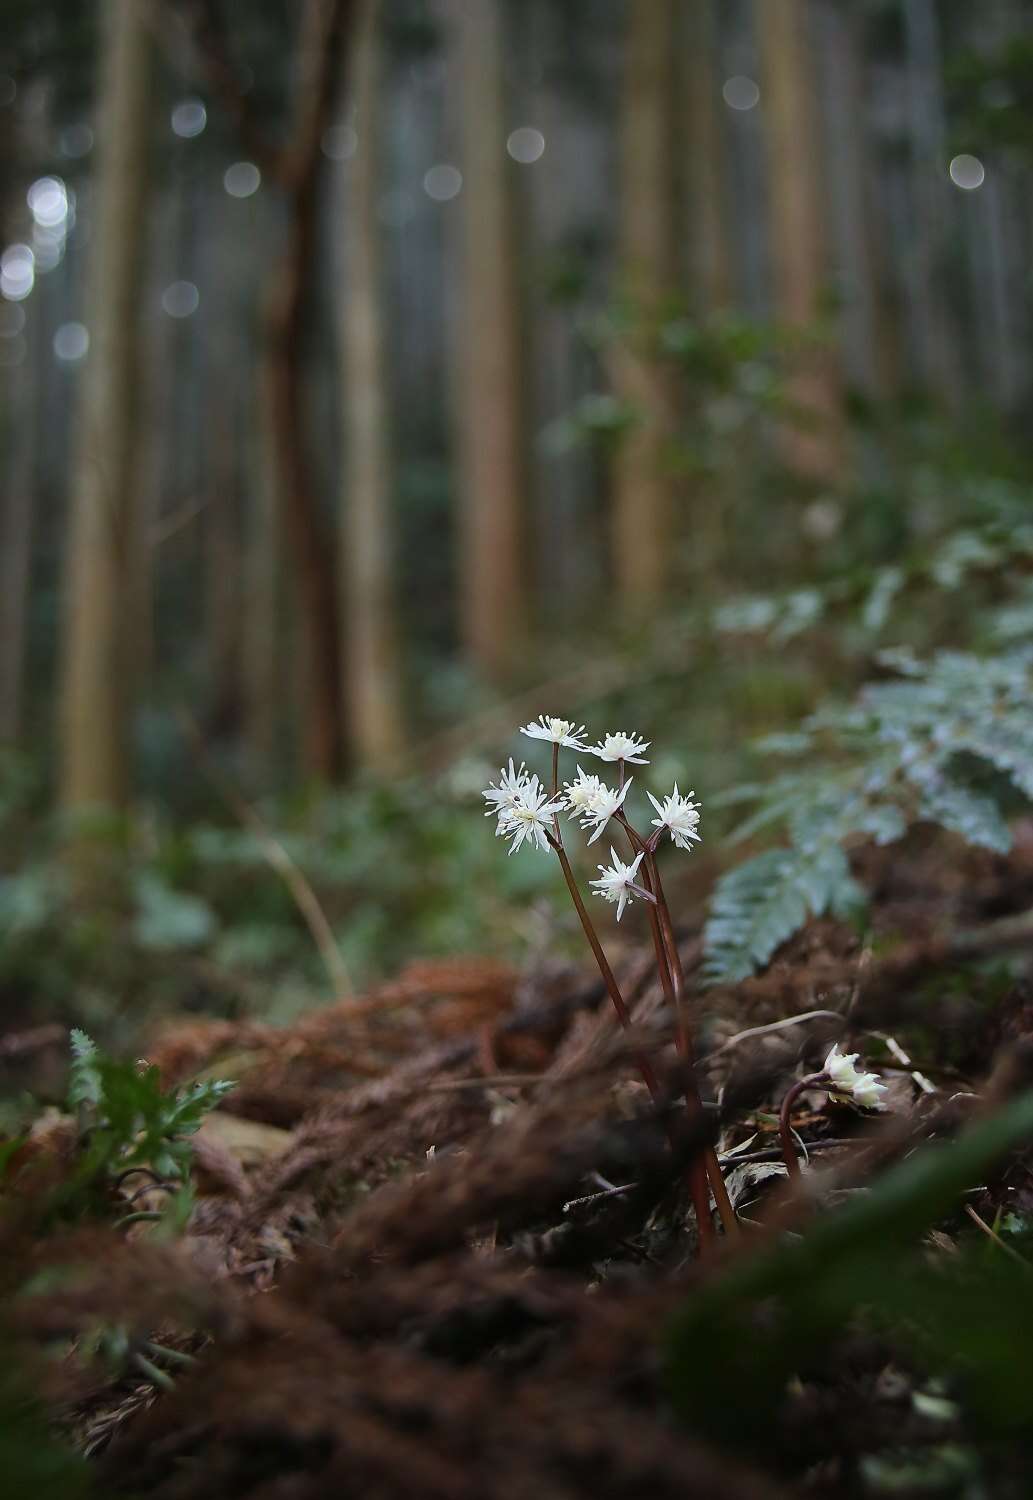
[648,856,739,1240]
[549,837,663,1103]
[778,1074,824,1177]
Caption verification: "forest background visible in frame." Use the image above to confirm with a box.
[2,0,1032,1053]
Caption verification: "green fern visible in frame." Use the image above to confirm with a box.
[704,646,1033,984]
[704,844,862,984]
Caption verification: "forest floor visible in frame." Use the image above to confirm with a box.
[7,826,1033,1498]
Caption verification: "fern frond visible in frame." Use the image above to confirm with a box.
[704,844,863,985]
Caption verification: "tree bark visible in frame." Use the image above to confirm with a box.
[682,0,732,315]
[902,0,962,410]
[261,0,352,781]
[453,0,527,679]
[339,0,405,765]
[612,0,680,607]
[757,0,844,483]
[58,0,153,825]
[0,369,34,745]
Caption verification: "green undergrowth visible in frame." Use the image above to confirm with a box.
[667,1090,1033,1490]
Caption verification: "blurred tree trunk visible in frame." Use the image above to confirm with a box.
[339,0,405,764]
[204,401,242,737]
[815,0,892,405]
[262,0,351,781]
[903,0,961,409]
[58,0,153,829]
[243,365,284,778]
[612,0,680,608]
[757,0,843,482]
[0,380,34,745]
[682,0,731,315]
[454,0,526,679]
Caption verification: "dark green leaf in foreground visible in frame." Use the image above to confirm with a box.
[667,1091,1033,1450]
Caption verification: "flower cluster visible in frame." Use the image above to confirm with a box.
[481,715,701,918]
[482,759,564,855]
[823,1044,887,1110]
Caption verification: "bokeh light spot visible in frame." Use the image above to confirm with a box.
[54,322,89,362]
[171,98,207,139]
[60,123,93,158]
[161,280,200,318]
[1,244,35,302]
[723,75,760,111]
[28,177,68,228]
[507,127,545,164]
[423,164,462,201]
[223,161,261,198]
[949,154,985,190]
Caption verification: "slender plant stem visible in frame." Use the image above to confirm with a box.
[648,856,740,1240]
[635,856,714,1249]
[549,836,663,1102]
[778,1075,823,1177]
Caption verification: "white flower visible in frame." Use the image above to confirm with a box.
[823,1044,887,1110]
[482,759,530,818]
[562,765,604,815]
[587,730,651,765]
[647,784,702,851]
[520,715,588,750]
[590,847,645,921]
[570,775,633,845]
[495,776,565,855]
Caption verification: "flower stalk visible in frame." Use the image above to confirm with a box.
[482,714,737,1253]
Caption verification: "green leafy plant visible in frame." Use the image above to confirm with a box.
[704,645,1033,983]
[62,1029,233,1210]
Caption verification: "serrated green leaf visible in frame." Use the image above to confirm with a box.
[67,1029,102,1111]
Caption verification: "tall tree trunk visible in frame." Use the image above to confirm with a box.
[58,0,153,825]
[204,400,242,737]
[814,0,891,404]
[339,0,405,765]
[757,0,843,483]
[453,0,526,679]
[682,0,732,315]
[0,366,35,745]
[243,363,284,779]
[902,0,962,409]
[612,0,680,607]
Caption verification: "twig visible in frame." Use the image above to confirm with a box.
[132,1352,176,1392]
[424,1073,544,1092]
[718,1137,858,1167]
[177,707,353,998]
[964,1203,1033,1272]
[708,1009,843,1061]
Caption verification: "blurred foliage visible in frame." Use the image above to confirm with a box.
[667,1090,1033,1487]
[2,432,1033,1041]
[62,1028,232,1203]
[705,643,1033,982]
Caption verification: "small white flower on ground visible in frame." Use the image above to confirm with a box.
[587,730,651,765]
[823,1043,887,1110]
[647,784,702,851]
[482,759,530,818]
[495,776,565,855]
[575,776,634,845]
[590,847,645,921]
[520,715,588,750]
